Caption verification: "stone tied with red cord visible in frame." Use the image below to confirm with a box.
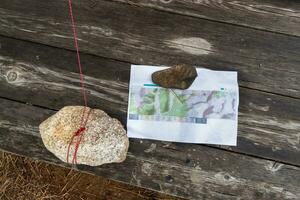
[39,106,129,166]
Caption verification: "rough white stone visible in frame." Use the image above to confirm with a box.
[39,106,129,166]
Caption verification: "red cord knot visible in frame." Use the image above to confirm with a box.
[74,127,86,136]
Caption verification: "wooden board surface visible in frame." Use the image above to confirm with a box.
[110,0,300,36]
[0,0,299,98]
[0,97,300,200]
[0,0,300,199]
[0,35,299,167]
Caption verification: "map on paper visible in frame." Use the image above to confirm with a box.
[127,65,239,146]
[129,87,237,124]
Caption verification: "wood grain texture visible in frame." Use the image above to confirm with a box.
[0,0,299,98]
[0,97,300,200]
[0,36,299,166]
[110,0,300,36]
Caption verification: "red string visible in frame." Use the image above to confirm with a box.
[66,0,90,164]
[68,0,87,108]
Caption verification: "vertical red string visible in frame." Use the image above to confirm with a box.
[66,0,90,164]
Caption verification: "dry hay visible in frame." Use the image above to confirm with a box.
[0,151,182,200]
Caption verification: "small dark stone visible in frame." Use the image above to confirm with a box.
[152,65,198,90]
[165,175,174,183]
[185,158,191,164]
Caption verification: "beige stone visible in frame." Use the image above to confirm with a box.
[39,106,129,166]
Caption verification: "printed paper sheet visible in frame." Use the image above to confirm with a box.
[127,65,239,146]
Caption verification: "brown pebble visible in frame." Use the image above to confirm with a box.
[152,65,198,90]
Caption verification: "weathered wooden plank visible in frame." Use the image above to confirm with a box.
[110,0,300,37]
[0,36,299,166]
[0,98,300,200]
[0,0,299,98]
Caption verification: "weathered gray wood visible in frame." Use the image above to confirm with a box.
[110,0,300,37]
[0,0,299,98]
[0,97,300,200]
[0,36,299,166]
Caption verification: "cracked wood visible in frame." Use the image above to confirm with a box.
[0,0,299,98]
[0,98,299,199]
